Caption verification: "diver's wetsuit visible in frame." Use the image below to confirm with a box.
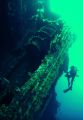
[65,66,77,89]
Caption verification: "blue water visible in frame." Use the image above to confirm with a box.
[55,40,83,120]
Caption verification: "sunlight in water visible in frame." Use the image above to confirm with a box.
[49,0,83,119]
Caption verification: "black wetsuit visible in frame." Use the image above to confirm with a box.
[65,66,77,88]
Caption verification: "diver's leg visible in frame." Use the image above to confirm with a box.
[68,77,70,87]
[70,77,75,90]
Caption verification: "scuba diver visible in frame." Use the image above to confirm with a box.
[65,66,78,91]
